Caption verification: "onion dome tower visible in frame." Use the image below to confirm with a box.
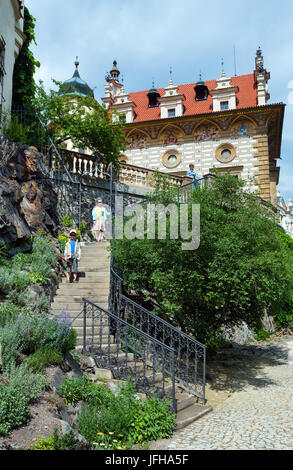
[110,60,120,81]
[147,80,160,107]
[194,73,209,101]
[60,57,94,97]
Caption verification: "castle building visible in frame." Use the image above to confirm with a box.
[277,192,293,237]
[0,0,25,113]
[102,49,285,206]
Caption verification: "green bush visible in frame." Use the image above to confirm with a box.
[0,266,14,294]
[6,288,34,308]
[29,272,46,285]
[0,320,27,367]
[58,376,98,405]
[32,293,51,314]
[75,380,175,448]
[131,397,175,443]
[62,328,77,353]
[29,428,77,450]
[12,253,32,270]
[2,113,31,145]
[0,387,30,436]
[0,312,76,367]
[26,347,63,373]
[62,215,73,228]
[0,301,21,327]
[111,173,293,342]
[0,266,30,294]
[2,364,48,401]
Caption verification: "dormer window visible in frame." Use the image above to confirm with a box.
[147,82,160,108]
[168,108,176,118]
[194,78,209,101]
[220,101,229,110]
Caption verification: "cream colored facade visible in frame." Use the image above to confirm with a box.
[102,51,284,206]
[0,0,25,112]
[120,107,284,205]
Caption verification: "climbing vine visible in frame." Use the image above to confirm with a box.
[12,6,40,110]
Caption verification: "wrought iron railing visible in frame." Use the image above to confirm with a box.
[109,267,206,402]
[82,298,177,413]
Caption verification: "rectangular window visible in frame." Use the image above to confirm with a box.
[168,108,176,118]
[220,101,229,110]
[119,114,126,123]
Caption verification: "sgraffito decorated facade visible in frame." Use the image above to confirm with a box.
[102,50,285,206]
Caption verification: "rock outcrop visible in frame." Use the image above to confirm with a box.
[0,136,60,254]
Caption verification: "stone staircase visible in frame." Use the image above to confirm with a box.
[50,241,111,347]
[50,241,212,429]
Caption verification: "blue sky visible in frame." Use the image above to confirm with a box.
[25,0,293,201]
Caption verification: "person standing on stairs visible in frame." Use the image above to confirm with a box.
[64,229,81,283]
[92,198,109,242]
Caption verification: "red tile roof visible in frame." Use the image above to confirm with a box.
[125,74,258,123]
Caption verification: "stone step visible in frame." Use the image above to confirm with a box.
[70,316,110,327]
[54,290,109,300]
[50,305,109,317]
[72,326,111,336]
[77,267,110,273]
[175,404,212,430]
[51,297,109,309]
[176,392,197,412]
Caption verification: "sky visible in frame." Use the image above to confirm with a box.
[25,0,293,202]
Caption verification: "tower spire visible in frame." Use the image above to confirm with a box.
[73,56,80,78]
[110,60,120,81]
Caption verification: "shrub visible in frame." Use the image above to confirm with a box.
[2,113,31,145]
[29,428,77,450]
[0,301,21,327]
[29,272,46,285]
[0,267,30,294]
[6,288,34,307]
[131,397,175,443]
[2,364,48,401]
[0,266,14,294]
[62,215,73,228]
[26,347,63,373]
[111,173,293,342]
[76,381,175,448]
[57,234,68,253]
[57,376,97,405]
[19,312,75,353]
[32,293,51,314]
[0,320,27,367]
[0,387,30,435]
[0,312,76,367]
[12,253,32,270]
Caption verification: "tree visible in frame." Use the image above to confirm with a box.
[33,81,126,167]
[111,173,293,344]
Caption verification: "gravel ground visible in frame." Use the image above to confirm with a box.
[0,366,65,451]
[150,335,293,451]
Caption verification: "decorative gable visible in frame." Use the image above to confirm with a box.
[158,78,185,119]
[209,70,239,112]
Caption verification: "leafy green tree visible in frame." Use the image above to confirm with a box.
[111,173,293,343]
[33,81,126,167]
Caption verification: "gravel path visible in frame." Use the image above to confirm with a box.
[151,336,293,450]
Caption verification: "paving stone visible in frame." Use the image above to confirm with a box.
[150,336,293,451]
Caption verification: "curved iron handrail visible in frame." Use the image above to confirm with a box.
[81,297,177,413]
[109,266,206,402]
